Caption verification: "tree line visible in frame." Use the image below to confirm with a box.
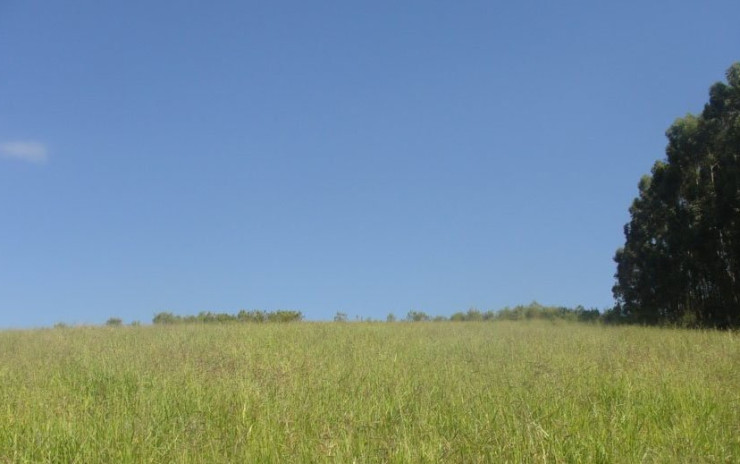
[613,62,740,327]
[325,303,601,323]
[146,304,600,326]
[404,303,601,323]
[152,310,303,324]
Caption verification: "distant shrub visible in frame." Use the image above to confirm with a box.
[334,312,348,322]
[450,312,466,322]
[152,312,179,324]
[237,310,266,323]
[106,318,123,327]
[406,311,430,322]
[53,322,68,329]
[386,313,396,322]
[267,310,303,323]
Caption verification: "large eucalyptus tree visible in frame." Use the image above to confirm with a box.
[614,63,740,327]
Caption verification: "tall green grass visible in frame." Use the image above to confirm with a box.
[1,322,738,462]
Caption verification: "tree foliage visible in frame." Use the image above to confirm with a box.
[406,310,431,322]
[105,317,123,326]
[613,63,740,327]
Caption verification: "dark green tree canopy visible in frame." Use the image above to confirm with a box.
[614,63,740,327]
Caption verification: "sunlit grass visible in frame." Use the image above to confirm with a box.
[1,322,738,462]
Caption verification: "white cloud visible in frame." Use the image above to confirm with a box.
[0,141,48,164]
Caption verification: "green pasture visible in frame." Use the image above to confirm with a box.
[1,322,738,463]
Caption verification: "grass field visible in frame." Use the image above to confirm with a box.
[1,321,738,463]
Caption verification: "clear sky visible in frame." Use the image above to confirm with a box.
[1,1,738,327]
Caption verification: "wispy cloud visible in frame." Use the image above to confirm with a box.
[0,141,48,164]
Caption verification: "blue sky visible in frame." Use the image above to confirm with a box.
[1,1,738,327]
